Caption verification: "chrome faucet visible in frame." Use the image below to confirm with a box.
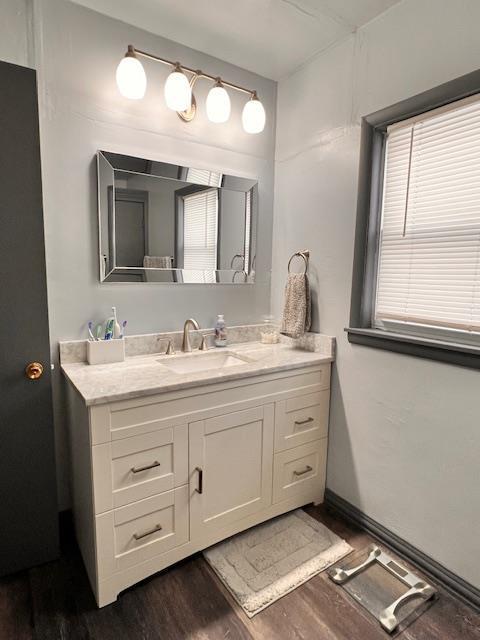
[182,318,200,353]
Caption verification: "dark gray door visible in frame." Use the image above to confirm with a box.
[114,189,148,267]
[116,199,146,266]
[0,60,58,575]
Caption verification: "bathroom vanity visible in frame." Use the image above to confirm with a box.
[62,335,333,607]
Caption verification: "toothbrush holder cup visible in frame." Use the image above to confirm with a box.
[87,339,125,365]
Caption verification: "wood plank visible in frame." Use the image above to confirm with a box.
[310,505,480,640]
[207,504,480,640]
[138,555,254,640]
[0,505,479,639]
[206,559,388,640]
[0,571,33,640]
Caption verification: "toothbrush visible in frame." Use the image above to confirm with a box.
[104,318,114,340]
[88,321,96,341]
[119,320,127,339]
[96,324,103,341]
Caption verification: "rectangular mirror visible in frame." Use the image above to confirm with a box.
[97,151,258,284]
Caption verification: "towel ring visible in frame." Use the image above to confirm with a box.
[230,253,244,269]
[232,270,247,283]
[288,250,310,274]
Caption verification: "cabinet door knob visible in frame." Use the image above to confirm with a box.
[25,362,44,380]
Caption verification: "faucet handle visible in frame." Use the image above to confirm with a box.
[161,338,175,355]
[199,334,211,351]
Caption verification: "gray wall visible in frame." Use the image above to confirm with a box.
[0,0,34,68]
[218,190,246,270]
[27,0,276,508]
[271,0,480,589]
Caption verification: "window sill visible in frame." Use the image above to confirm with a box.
[346,327,480,370]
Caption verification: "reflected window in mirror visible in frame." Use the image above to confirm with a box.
[182,188,218,283]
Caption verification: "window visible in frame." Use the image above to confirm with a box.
[182,188,218,283]
[348,69,480,368]
[374,94,480,342]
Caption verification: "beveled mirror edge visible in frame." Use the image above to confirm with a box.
[102,268,255,285]
[96,150,259,285]
[99,150,258,192]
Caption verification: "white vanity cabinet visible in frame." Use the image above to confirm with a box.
[66,363,331,607]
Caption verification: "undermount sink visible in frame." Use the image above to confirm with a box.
[159,351,252,375]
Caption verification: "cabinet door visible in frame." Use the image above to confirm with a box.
[189,404,274,540]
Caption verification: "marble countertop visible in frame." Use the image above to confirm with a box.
[62,341,333,406]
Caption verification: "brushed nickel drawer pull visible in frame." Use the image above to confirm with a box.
[293,465,313,477]
[294,417,314,426]
[195,466,203,494]
[133,523,162,541]
[131,460,160,474]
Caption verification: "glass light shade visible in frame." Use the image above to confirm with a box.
[116,55,147,100]
[206,84,231,123]
[242,97,266,134]
[164,69,192,111]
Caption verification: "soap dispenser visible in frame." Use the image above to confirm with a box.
[214,314,227,347]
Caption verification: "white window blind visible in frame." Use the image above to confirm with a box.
[375,93,480,335]
[186,168,222,187]
[182,188,218,283]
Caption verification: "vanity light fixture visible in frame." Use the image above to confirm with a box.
[242,92,266,134]
[116,45,147,100]
[164,63,192,112]
[206,78,231,124]
[116,45,266,133]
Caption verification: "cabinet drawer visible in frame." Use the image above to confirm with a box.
[92,425,188,513]
[273,439,327,504]
[89,367,330,444]
[275,389,329,452]
[96,485,189,577]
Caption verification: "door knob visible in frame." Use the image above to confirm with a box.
[25,362,44,380]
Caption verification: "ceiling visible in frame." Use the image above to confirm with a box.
[71,0,402,80]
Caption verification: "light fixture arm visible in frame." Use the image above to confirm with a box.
[189,71,201,89]
[177,70,201,123]
[118,45,265,132]
[129,45,256,97]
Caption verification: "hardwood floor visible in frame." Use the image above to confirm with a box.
[1,505,479,639]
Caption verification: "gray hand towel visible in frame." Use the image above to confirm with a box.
[280,273,311,339]
[143,255,173,268]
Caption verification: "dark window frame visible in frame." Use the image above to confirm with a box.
[347,68,480,370]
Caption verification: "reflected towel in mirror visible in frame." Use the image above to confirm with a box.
[143,255,173,268]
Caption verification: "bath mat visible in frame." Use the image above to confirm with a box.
[203,509,353,617]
